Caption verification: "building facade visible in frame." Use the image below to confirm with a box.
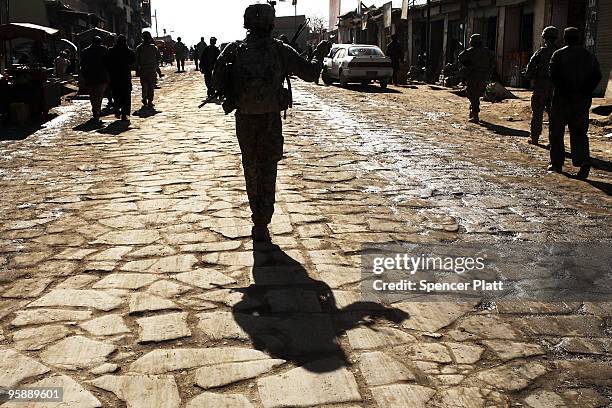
[333,0,610,94]
[1,0,151,46]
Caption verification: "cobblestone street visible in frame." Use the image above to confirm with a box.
[1,66,611,407]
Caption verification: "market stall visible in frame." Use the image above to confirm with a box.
[0,23,63,118]
[76,27,115,49]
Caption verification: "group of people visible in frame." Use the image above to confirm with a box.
[80,34,135,123]
[167,36,221,99]
[79,31,163,124]
[78,2,601,247]
[457,27,601,180]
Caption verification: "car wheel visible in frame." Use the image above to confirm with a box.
[379,79,388,89]
[322,69,333,86]
[339,70,348,87]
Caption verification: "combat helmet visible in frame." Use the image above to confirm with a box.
[244,3,275,30]
[542,26,558,40]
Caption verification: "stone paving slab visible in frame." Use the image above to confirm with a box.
[257,358,362,408]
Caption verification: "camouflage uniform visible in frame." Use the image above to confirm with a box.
[525,27,559,144]
[548,28,602,179]
[212,4,331,240]
[458,34,495,123]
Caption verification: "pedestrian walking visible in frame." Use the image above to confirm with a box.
[103,36,117,111]
[525,26,559,145]
[386,34,402,85]
[174,37,188,72]
[106,34,135,121]
[458,34,496,123]
[212,3,331,242]
[54,50,70,78]
[200,37,220,98]
[195,37,207,71]
[548,27,602,180]
[135,31,161,109]
[80,36,109,124]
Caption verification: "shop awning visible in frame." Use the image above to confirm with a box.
[0,23,61,41]
[76,27,115,46]
[76,27,114,40]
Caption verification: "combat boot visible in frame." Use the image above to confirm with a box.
[576,164,591,180]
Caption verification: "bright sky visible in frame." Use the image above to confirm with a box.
[150,0,404,46]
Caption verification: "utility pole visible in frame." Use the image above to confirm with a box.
[4,0,10,69]
[293,0,297,36]
[426,0,431,82]
[152,9,159,38]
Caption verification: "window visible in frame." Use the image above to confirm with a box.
[348,47,383,56]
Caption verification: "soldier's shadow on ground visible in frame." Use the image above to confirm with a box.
[584,179,612,195]
[531,144,612,174]
[478,120,530,138]
[232,243,408,373]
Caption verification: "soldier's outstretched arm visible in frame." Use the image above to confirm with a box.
[282,40,332,83]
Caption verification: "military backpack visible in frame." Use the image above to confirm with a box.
[230,38,292,115]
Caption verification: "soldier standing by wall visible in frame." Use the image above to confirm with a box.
[525,26,559,145]
[135,31,161,109]
[458,34,495,123]
[386,34,402,85]
[548,27,602,180]
[212,3,331,242]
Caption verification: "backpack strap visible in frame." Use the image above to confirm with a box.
[273,40,293,119]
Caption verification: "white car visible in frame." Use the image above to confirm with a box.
[322,44,393,88]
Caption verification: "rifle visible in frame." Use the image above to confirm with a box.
[198,92,221,109]
[289,18,310,50]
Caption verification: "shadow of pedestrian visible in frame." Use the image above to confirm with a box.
[232,243,408,373]
[336,84,401,94]
[97,120,131,135]
[529,144,611,174]
[478,120,530,138]
[133,107,160,118]
[584,179,612,196]
[72,119,105,132]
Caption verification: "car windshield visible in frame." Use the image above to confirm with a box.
[348,47,383,56]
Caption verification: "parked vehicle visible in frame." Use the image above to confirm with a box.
[321,44,393,88]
